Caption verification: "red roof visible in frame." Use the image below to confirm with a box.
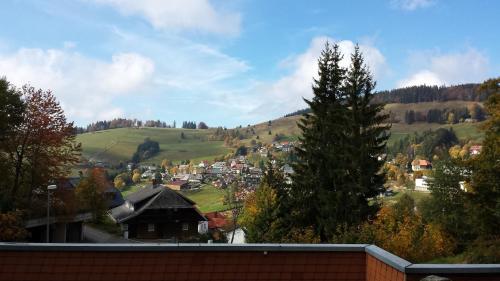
[419,160,431,166]
[204,212,228,229]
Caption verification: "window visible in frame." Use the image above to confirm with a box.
[182,223,189,231]
[147,224,155,232]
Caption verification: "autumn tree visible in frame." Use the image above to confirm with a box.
[132,169,141,183]
[114,174,127,190]
[239,161,290,242]
[361,194,455,262]
[4,84,80,211]
[0,211,29,241]
[161,159,172,171]
[75,168,109,222]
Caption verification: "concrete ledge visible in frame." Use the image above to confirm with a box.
[0,243,368,252]
[406,264,500,274]
[365,245,412,271]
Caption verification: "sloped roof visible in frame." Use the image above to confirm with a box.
[110,185,203,223]
[148,188,196,209]
[125,185,163,204]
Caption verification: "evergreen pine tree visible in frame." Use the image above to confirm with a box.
[291,42,349,241]
[290,43,389,242]
[342,46,390,228]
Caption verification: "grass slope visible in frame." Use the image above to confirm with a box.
[245,102,484,146]
[181,184,228,213]
[77,127,230,165]
[119,184,227,213]
[78,102,483,165]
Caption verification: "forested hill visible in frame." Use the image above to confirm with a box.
[284,83,492,118]
[371,83,491,104]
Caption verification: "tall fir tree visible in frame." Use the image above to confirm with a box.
[290,43,389,242]
[342,46,390,228]
[291,42,350,241]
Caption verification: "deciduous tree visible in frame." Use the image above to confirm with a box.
[6,85,80,210]
[75,168,109,222]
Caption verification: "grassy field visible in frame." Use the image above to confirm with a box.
[382,189,430,206]
[121,183,149,197]
[78,102,484,166]
[119,183,227,213]
[388,121,484,146]
[245,114,483,147]
[180,184,228,213]
[243,115,302,144]
[77,127,230,165]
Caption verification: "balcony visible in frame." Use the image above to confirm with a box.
[0,243,498,280]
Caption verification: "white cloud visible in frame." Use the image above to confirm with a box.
[89,0,241,35]
[0,48,154,123]
[247,36,388,116]
[391,0,435,11]
[397,48,490,87]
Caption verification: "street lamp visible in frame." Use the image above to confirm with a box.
[46,184,57,243]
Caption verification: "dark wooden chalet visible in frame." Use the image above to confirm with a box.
[109,185,207,241]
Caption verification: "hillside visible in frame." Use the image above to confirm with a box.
[78,101,485,166]
[77,127,230,165]
[244,102,484,146]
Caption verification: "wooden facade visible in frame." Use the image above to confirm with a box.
[110,185,206,241]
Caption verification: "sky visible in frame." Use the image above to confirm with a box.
[0,0,498,127]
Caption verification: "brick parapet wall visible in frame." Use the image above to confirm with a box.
[0,244,498,281]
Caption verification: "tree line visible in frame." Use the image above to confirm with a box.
[76,119,211,133]
[181,121,209,129]
[282,84,492,120]
[403,104,485,124]
[77,118,176,133]
[372,83,493,104]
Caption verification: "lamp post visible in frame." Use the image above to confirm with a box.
[46,184,57,243]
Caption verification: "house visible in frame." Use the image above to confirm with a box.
[109,185,207,241]
[25,212,92,243]
[25,178,94,243]
[178,164,190,174]
[411,159,432,171]
[469,145,482,155]
[193,166,205,174]
[415,176,430,192]
[204,212,228,230]
[166,180,189,190]
[282,164,294,175]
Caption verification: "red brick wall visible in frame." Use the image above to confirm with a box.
[366,254,405,281]
[0,250,366,281]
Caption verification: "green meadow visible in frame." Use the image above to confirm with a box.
[77,127,230,165]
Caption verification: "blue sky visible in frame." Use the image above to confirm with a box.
[0,0,498,127]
